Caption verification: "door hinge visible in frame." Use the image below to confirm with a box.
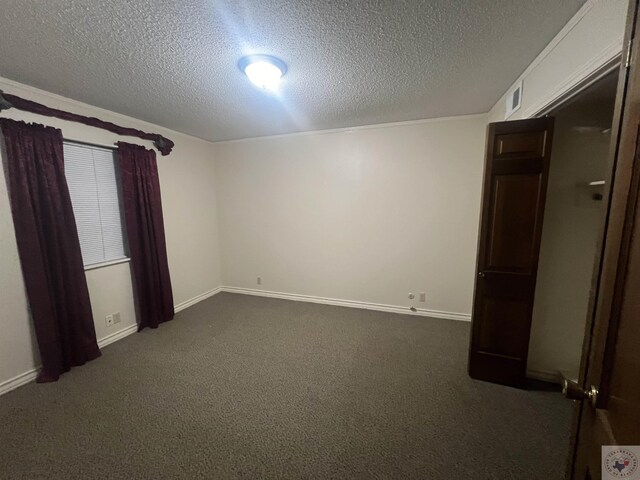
[625,39,633,68]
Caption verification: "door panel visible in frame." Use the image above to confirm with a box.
[477,297,530,357]
[495,131,547,157]
[487,174,542,270]
[607,234,640,443]
[469,117,554,387]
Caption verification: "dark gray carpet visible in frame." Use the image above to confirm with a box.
[0,293,572,479]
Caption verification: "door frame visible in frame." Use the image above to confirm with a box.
[567,0,640,476]
[536,57,622,119]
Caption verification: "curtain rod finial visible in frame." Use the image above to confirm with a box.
[154,136,174,156]
[0,90,14,112]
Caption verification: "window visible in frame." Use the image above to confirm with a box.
[63,142,127,267]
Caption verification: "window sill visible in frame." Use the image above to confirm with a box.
[84,257,130,272]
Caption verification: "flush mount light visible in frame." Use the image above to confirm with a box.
[238,55,287,91]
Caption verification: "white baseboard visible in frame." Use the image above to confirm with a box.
[97,324,138,348]
[0,323,139,397]
[99,287,224,347]
[174,287,222,313]
[0,368,40,397]
[0,287,223,397]
[220,286,471,322]
[526,369,562,385]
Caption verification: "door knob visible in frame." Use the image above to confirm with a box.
[563,379,598,408]
[478,272,485,278]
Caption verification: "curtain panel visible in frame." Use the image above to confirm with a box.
[0,119,101,382]
[117,142,174,330]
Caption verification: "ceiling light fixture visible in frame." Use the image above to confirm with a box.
[238,55,287,91]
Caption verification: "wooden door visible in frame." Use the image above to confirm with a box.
[569,1,640,477]
[468,117,555,387]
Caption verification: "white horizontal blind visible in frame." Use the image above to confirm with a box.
[63,142,127,266]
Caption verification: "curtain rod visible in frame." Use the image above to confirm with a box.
[64,138,117,151]
[0,90,174,156]
[65,139,158,154]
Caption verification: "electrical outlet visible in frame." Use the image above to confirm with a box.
[257,276,262,285]
[419,292,426,302]
[105,314,114,327]
[113,312,121,324]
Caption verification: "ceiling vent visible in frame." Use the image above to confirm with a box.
[505,81,523,118]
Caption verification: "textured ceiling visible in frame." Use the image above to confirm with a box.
[0,0,586,142]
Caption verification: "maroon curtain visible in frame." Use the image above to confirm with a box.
[117,142,174,330]
[0,119,101,382]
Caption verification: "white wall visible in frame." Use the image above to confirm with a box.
[214,115,487,317]
[0,77,222,391]
[488,0,627,123]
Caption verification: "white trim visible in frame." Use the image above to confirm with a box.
[497,0,597,111]
[526,369,562,385]
[97,324,138,348]
[0,323,138,397]
[492,0,625,122]
[84,257,130,272]
[522,39,623,118]
[220,286,471,322]
[0,287,224,397]
[212,113,488,145]
[0,323,139,396]
[174,287,222,313]
[0,368,40,396]
[89,290,225,349]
